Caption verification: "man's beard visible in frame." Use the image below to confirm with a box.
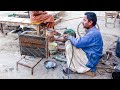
[83,26,89,29]
[83,23,89,29]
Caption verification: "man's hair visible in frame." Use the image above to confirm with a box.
[84,12,97,26]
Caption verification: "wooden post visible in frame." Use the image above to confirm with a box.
[0,23,4,33]
[36,24,41,36]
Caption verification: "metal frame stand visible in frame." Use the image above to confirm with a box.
[16,55,43,75]
[105,12,118,28]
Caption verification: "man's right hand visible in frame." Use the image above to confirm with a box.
[63,34,69,41]
[54,36,66,43]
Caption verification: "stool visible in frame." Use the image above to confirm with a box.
[105,12,119,28]
[32,22,49,37]
[16,55,43,75]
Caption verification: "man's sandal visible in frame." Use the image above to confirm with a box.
[63,68,78,76]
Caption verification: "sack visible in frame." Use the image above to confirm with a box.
[115,37,120,58]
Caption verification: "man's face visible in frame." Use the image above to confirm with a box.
[82,15,92,29]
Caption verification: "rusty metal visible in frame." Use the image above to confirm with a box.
[19,31,48,58]
[16,56,43,75]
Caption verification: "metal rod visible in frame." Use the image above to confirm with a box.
[62,17,83,22]
[68,45,74,79]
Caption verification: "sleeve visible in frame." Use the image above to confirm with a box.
[67,33,95,48]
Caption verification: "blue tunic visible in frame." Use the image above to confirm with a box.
[67,26,103,72]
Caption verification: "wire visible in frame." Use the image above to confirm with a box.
[62,17,83,22]
[77,22,100,37]
[68,43,74,79]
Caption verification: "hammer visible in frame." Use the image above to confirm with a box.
[106,51,112,60]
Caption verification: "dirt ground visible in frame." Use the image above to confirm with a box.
[0,11,120,79]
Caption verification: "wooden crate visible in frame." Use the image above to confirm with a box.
[19,31,48,58]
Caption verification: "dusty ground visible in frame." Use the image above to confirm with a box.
[0,11,120,79]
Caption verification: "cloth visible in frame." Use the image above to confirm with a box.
[65,40,90,73]
[67,26,103,72]
[63,29,76,37]
[29,11,55,28]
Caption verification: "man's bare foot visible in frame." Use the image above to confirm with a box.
[82,71,96,77]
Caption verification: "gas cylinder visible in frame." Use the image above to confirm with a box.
[116,37,120,58]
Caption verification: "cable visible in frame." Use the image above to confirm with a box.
[77,22,100,37]
[62,17,83,22]
[67,42,74,79]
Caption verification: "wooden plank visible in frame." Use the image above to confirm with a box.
[8,18,26,23]
[55,17,63,25]
[19,36,46,45]
[0,17,14,22]
[0,17,30,25]
[22,18,31,24]
[47,11,65,17]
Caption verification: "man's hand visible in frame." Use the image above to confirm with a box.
[63,34,69,41]
[54,36,66,43]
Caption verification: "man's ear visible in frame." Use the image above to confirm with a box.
[89,20,93,26]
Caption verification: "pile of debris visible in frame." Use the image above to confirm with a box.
[97,38,120,79]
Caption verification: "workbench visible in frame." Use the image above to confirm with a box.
[0,11,64,34]
[0,11,64,75]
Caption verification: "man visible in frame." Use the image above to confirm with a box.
[62,12,103,77]
[29,11,55,28]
